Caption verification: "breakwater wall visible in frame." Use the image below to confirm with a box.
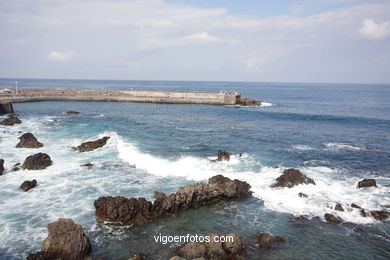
[0,89,239,105]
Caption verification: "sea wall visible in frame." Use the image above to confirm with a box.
[0,89,239,105]
[0,102,14,115]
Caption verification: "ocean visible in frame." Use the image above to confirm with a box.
[0,78,389,259]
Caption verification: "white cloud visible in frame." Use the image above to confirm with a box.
[47,51,75,61]
[358,19,390,39]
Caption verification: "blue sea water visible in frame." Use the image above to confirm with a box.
[0,78,389,259]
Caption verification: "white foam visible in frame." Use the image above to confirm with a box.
[260,102,272,107]
[116,136,390,225]
[324,142,373,151]
[292,144,315,151]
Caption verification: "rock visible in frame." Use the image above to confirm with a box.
[370,211,390,221]
[295,215,309,222]
[27,251,54,260]
[95,175,252,225]
[66,111,80,114]
[324,213,342,224]
[81,163,94,168]
[357,179,377,188]
[258,232,272,250]
[20,179,37,192]
[258,232,285,250]
[0,159,4,175]
[360,209,367,217]
[42,218,91,260]
[16,133,43,148]
[351,203,362,209]
[272,168,316,188]
[334,203,344,212]
[238,98,262,106]
[298,192,308,198]
[128,253,145,260]
[0,117,22,126]
[217,150,230,161]
[74,136,110,152]
[171,233,245,260]
[22,153,53,170]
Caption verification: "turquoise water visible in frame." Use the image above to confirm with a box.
[0,79,389,259]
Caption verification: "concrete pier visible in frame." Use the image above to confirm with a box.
[0,102,14,115]
[0,89,240,105]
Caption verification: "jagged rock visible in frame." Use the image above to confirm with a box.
[94,175,252,225]
[357,179,377,188]
[22,153,52,170]
[0,159,4,175]
[66,111,80,114]
[258,232,285,250]
[238,98,262,106]
[298,192,308,198]
[351,203,362,209]
[217,150,230,161]
[335,203,344,212]
[0,117,22,125]
[16,133,43,148]
[171,233,245,260]
[20,179,37,192]
[370,211,390,221]
[360,210,367,217]
[42,218,91,260]
[324,213,342,224]
[272,169,316,188]
[73,136,110,152]
[12,162,20,172]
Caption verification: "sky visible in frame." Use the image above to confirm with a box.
[0,0,389,83]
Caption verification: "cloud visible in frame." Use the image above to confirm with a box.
[47,51,75,61]
[358,19,390,39]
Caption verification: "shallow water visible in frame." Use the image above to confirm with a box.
[0,79,389,259]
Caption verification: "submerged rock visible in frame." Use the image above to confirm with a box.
[22,153,52,170]
[20,179,37,192]
[298,192,308,198]
[171,233,245,260]
[66,111,80,114]
[295,215,309,222]
[81,163,94,168]
[271,168,316,188]
[217,150,230,161]
[73,136,110,152]
[351,203,362,209]
[357,179,377,188]
[0,159,4,175]
[370,211,390,221]
[16,133,43,148]
[324,213,342,224]
[94,175,252,225]
[257,232,285,250]
[12,163,20,172]
[335,203,344,212]
[0,117,22,126]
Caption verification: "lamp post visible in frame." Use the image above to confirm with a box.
[15,80,18,94]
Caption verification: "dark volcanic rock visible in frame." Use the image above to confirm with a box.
[335,203,344,212]
[351,203,362,209]
[298,192,308,198]
[370,211,390,221]
[357,179,377,188]
[0,159,4,175]
[66,111,80,114]
[81,163,94,168]
[16,133,43,148]
[217,150,230,161]
[258,232,285,250]
[12,163,20,172]
[27,251,55,260]
[22,153,52,170]
[42,218,91,260]
[238,98,262,106]
[74,136,110,152]
[171,233,245,260]
[272,168,316,188]
[94,175,252,225]
[324,213,342,224]
[20,179,37,192]
[295,215,309,222]
[0,117,22,126]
